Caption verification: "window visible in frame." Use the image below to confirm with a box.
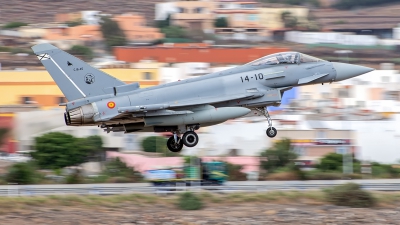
[252,55,279,66]
[300,53,322,63]
[357,101,365,107]
[143,72,152,80]
[125,134,136,150]
[322,92,330,98]
[57,97,66,104]
[242,4,256,9]
[249,52,300,66]
[317,130,326,138]
[178,7,185,13]
[293,146,306,156]
[234,14,244,21]
[383,91,398,100]
[338,89,349,98]
[247,29,258,32]
[194,7,203,13]
[247,14,258,21]
[336,146,348,154]
[354,79,369,85]
[21,96,32,104]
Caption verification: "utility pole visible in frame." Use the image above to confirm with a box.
[343,115,353,177]
[343,146,353,175]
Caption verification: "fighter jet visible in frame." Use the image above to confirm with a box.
[32,44,373,152]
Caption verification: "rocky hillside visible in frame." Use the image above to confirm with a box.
[0,0,159,25]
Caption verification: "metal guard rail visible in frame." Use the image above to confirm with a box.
[1,179,400,196]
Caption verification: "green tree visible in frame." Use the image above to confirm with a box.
[0,128,9,147]
[161,26,187,38]
[307,0,320,7]
[281,11,298,29]
[260,138,297,173]
[225,162,247,181]
[65,170,85,184]
[260,0,319,7]
[66,19,84,27]
[156,14,171,28]
[316,153,343,171]
[31,132,88,169]
[370,162,400,178]
[141,136,179,156]
[6,162,42,184]
[68,45,93,60]
[3,22,28,29]
[316,152,360,172]
[186,29,216,42]
[214,17,228,28]
[333,0,400,10]
[178,192,203,210]
[99,16,127,50]
[141,136,167,153]
[103,157,143,182]
[325,183,376,208]
[184,156,200,165]
[78,135,104,161]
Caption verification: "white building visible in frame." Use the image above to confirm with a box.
[81,11,101,25]
[14,109,142,152]
[298,69,400,113]
[160,63,234,83]
[155,2,179,21]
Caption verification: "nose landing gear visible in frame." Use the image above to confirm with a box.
[256,107,277,138]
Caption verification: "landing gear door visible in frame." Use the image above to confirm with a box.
[265,88,282,106]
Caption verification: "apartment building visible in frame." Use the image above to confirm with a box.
[258,4,309,31]
[298,69,400,116]
[0,66,162,110]
[113,13,164,44]
[155,0,216,32]
[0,113,17,153]
[214,0,269,41]
[44,24,103,49]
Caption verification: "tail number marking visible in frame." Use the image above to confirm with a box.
[240,73,264,83]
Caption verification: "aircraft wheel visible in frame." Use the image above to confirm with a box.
[182,131,199,147]
[266,127,277,138]
[167,136,183,152]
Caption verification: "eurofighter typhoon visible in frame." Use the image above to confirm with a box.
[32,44,373,152]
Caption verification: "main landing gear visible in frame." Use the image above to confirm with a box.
[256,107,277,138]
[166,125,200,153]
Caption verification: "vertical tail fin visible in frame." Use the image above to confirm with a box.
[31,43,125,101]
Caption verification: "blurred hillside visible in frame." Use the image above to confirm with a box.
[0,0,159,25]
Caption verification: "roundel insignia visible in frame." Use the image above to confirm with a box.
[107,101,115,109]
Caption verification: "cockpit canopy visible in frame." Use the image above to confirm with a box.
[247,52,324,66]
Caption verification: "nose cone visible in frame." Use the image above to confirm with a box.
[332,62,374,81]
